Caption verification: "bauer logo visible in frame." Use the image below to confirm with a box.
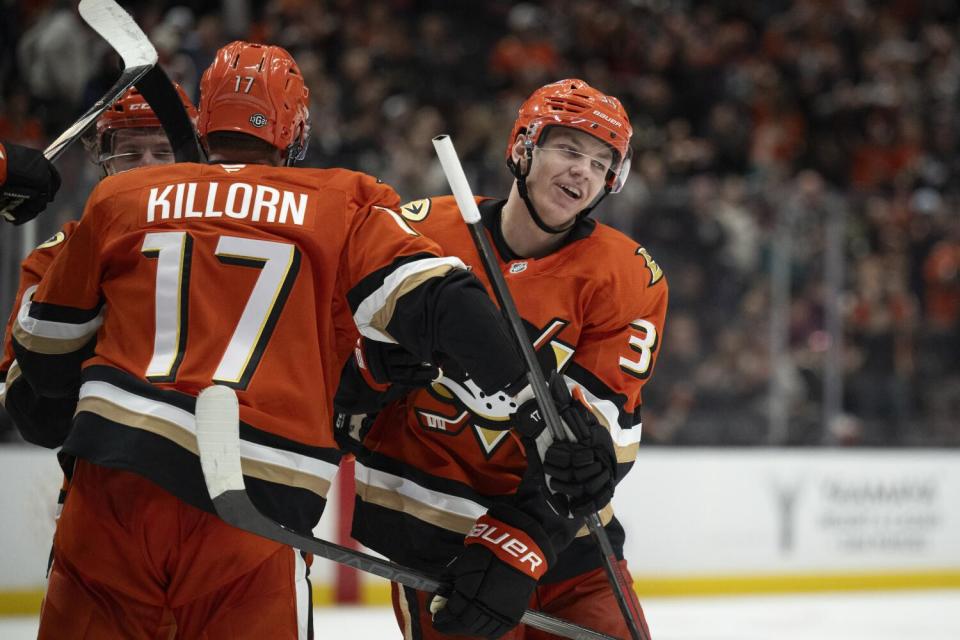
[509,261,528,274]
[593,109,622,128]
[249,113,268,128]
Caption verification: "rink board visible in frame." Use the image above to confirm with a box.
[1,447,958,614]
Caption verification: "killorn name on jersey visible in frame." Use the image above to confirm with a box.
[146,182,308,225]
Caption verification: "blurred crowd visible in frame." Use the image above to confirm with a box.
[1,0,959,446]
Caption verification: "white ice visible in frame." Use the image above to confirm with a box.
[1,590,957,639]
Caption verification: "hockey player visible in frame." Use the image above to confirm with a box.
[0,83,197,640]
[335,79,668,639]
[0,139,61,224]
[2,83,198,448]
[10,41,527,639]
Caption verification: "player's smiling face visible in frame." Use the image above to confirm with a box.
[514,127,614,228]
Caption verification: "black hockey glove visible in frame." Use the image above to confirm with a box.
[513,372,618,517]
[353,336,439,388]
[0,141,61,225]
[334,337,439,415]
[431,505,556,639]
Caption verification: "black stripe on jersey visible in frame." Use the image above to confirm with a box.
[352,493,626,585]
[63,410,328,532]
[358,448,497,506]
[216,247,302,390]
[26,299,103,325]
[345,252,440,314]
[12,335,95,399]
[564,360,641,432]
[352,497,466,576]
[84,365,342,464]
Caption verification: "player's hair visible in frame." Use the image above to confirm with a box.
[198,41,310,166]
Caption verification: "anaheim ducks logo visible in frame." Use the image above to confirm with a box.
[399,198,431,222]
[414,318,576,459]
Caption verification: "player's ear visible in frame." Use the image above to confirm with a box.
[511,135,528,172]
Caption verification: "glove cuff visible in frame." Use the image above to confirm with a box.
[353,338,389,392]
[0,142,7,185]
[465,505,556,581]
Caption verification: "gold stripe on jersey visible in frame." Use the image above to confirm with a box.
[355,258,463,342]
[616,442,640,464]
[574,502,615,538]
[77,381,339,499]
[12,324,96,355]
[0,360,19,406]
[79,395,195,450]
[355,480,477,535]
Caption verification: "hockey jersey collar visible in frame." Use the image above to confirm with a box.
[478,198,596,263]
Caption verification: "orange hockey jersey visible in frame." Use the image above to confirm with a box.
[342,196,668,582]
[11,164,523,531]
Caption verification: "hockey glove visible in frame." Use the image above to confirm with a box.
[334,337,439,415]
[513,372,618,517]
[431,505,555,639]
[353,336,439,389]
[0,141,61,225]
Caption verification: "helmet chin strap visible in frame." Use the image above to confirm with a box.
[511,143,610,235]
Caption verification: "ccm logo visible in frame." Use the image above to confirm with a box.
[467,523,544,574]
[129,103,152,110]
[592,109,622,128]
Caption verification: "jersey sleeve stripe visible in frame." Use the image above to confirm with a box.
[14,286,103,353]
[355,460,488,532]
[563,373,642,447]
[346,252,439,311]
[352,256,466,343]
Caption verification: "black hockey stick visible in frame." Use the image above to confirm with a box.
[79,0,204,163]
[194,385,617,640]
[0,0,156,222]
[432,135,650,640]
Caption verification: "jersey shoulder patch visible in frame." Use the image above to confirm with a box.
[400,198,432,222]
[36,231,67,250]
[634,245,664,286]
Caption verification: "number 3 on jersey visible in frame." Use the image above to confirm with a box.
[141,231,300,388]
[619,318,659,379]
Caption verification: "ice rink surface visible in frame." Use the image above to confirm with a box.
[1,589,957,639]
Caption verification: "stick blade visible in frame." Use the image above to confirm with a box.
[195,385,245,499]
[79,0,157,68]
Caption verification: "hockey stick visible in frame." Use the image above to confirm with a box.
[0,0,156,223]
[195,385,617,640]
[79,0,203,163]
[432,134,650,640]
[49,0,157,163]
